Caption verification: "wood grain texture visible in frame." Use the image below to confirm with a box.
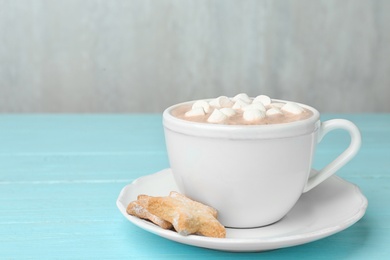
[0,114,389,259]
[0,0,389,113]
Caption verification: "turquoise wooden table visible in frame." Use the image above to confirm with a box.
[0,114,388,259]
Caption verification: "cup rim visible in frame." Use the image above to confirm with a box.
[163,99,321,139]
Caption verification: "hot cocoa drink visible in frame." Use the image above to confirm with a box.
[163,93,361,227]
[171,93,313,125]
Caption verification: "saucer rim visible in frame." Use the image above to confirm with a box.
[116,168,368,252]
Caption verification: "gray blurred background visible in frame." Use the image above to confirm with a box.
[0,0,389,113]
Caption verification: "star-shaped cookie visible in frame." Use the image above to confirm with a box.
[127,191,226,238]
[126,194,173,230]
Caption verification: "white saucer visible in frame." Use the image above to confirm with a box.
[116,169,367,252]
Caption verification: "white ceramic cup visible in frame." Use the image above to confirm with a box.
[163,99,361,228]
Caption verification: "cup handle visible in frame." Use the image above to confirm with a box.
[303,119,361,192]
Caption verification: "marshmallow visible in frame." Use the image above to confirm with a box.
[242,102,266,112]
[243,109,266,121]
[232,99,249,110]
[192,100,210,113]
[253,95,271,106]
[207,109,228,123]
[266,107,283,117]
[185,107,205,117]
[281,102,304,115]
[232,93,251,103]
[219,108,236,117]
[209,96,234,108]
